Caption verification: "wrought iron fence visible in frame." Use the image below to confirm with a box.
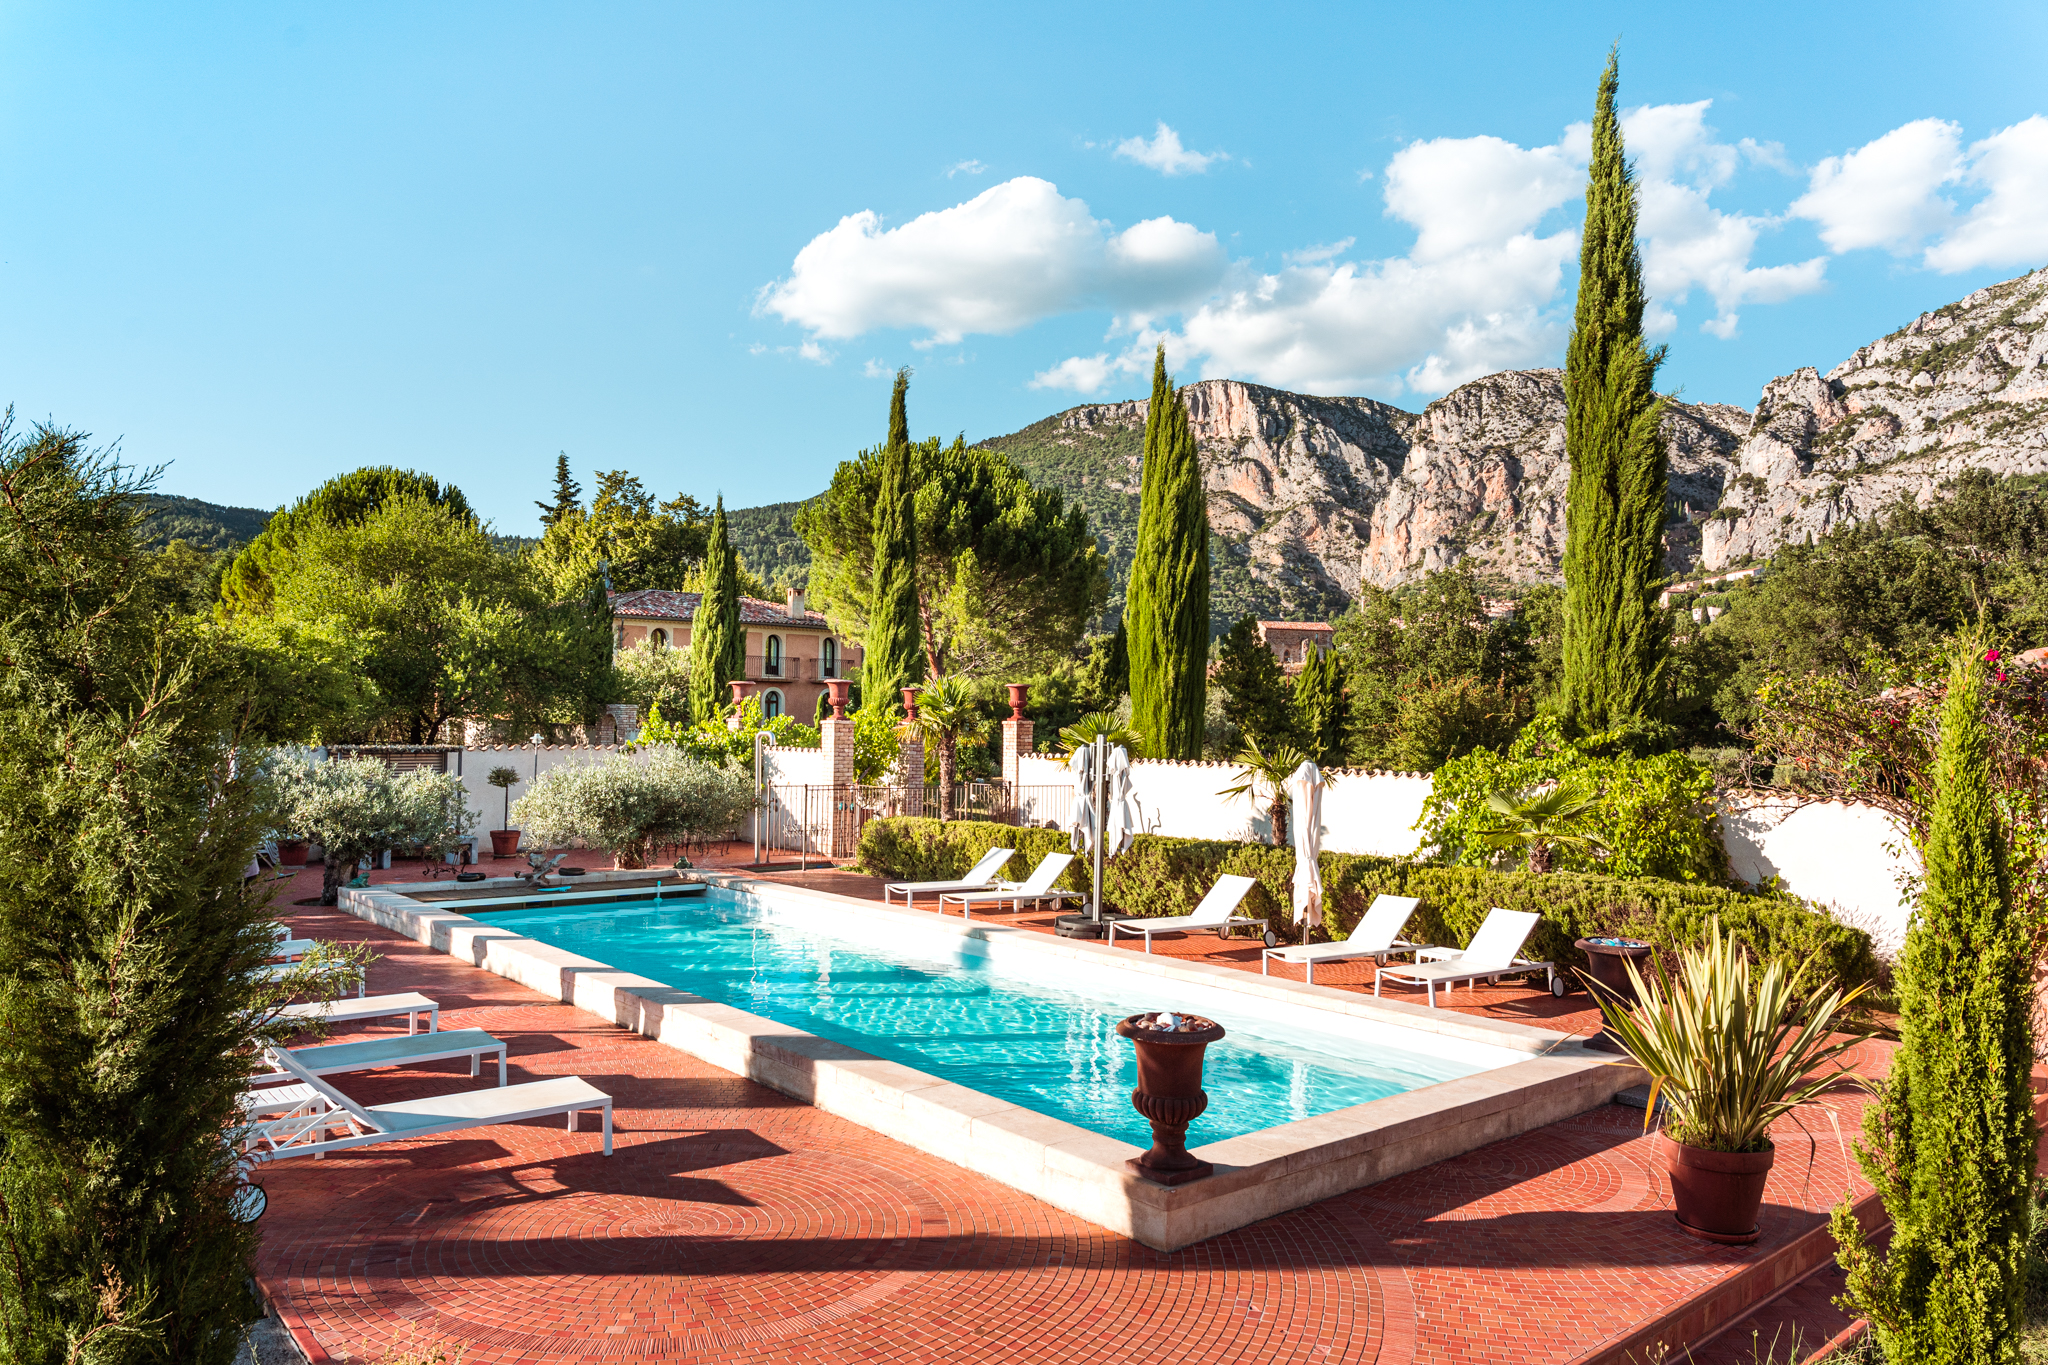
[756,781,1074,866]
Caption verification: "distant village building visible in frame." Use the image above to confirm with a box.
[1255,621,1335,673]
[609,587,860,722]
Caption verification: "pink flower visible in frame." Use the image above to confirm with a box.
[1997,672,2009,683]
[1986,649,2002,662]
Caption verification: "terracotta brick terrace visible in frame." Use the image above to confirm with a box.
[255,853,1888,1365]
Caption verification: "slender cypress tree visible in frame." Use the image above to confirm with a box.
[688,498,743,722]
[1126,346,1209,759]
[862,368,923,707]
[1834,646,2037,1362]
[535,451,582,528]
[1292,644,1349,768]
[1559,50,1669,734]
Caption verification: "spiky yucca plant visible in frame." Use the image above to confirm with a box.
[1597,918,1867,1153]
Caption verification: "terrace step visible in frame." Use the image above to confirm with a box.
[1683,1256,1868,1364]
[1581,1190,1885,1365]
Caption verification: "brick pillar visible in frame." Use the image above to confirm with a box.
[897,686,925,817]
[1001,683,1033,792]
[821,680,855,857]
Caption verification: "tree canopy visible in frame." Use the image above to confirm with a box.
[529,468,710,599]
[220,465,473,613]
[801,390,1105,683]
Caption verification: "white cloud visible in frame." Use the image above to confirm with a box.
[757,176,1226,344]
[1790,118,1963,254]
[1029,354,1120,393]
[861,359,892,379]
[1622,101,1826,339]
[1925,116,2048,273]
[947,159,987,178]
[1114,122,1225,176]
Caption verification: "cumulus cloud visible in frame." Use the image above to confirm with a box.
[1925,116,2048,273]
[1114,122,1226,176]
[947,159,987,178]
[1790,119,1964,253]
[756,177,1226,345]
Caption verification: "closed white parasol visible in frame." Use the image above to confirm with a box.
[1286,759,1325,932]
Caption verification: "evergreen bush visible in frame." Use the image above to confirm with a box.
[855,818,1876,991]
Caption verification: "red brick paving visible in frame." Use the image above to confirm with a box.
[254,855,1885,1364]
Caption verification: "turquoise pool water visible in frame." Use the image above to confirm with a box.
[479,888,1498,1147]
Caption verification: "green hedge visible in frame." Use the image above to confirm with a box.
[855,818,1879,992]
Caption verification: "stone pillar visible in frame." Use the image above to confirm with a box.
[897,686,925,817]
[821,683,856,857]
[605,703,641,744]
[1001,683,1033,793]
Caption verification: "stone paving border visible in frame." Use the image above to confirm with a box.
[340,870,1644,1251]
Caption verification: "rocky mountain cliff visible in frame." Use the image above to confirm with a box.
[981,265,2048,616]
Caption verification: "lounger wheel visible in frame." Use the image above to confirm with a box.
[1263,929,1279,948]
[1550,976,1567,997]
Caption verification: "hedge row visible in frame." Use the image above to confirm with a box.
[854,817,1880,992]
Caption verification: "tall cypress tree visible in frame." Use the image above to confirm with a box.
[1126,346,1209,759]
[535,451,582,528]
[1292,644,1348,768]
[1834,647,2036,1362]
[862,368,923,707]
[688,497,743,723]
[1559,50,1669,734]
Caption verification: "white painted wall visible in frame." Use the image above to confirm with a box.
[452,746,640,836]
[1718,796,1916,953]
[1318,771,1435,858]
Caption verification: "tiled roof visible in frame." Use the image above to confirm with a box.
[1258,620,1333,631]
[607,589,833,628]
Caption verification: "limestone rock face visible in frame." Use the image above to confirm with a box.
[983,266,2048,612]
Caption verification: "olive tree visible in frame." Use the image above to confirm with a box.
[512,752,754,867]
[270,754,476,905]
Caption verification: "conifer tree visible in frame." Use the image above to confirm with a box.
[1559,50,1669,734]
[862,368,923,706]
[688,498,743,723]
[1214,616,1291,748]
[535,451,583,528]
[1834,645,2037,1362]
[1292,644,1349,768]
[1126,346,1210,759]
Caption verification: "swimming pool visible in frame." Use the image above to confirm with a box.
[477,886,1521,1147]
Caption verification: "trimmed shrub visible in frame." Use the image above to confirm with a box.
[855,818,1879,991]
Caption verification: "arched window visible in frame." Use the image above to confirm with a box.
[763,689,783,720]
[764,634,783,676]
[649,628,668,650]
[821,637,838,678]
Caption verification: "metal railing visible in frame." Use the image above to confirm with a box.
[756,781,1075,866]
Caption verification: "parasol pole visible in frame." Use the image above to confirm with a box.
[1091,731,1105,924]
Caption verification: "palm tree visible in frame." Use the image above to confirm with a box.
[1477,779,1607,873]
[1057,710,1144,759]
[908,676,978,819]
[1217,736,1315,847]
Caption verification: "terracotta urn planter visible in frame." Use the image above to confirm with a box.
[1659,1132,1773,1244]
[1575,936,1653,1052]
[489,829,522,859]
[274,839,310,869]
[1115,1012,1226,1185]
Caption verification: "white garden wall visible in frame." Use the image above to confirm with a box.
[1717,796,1916,953]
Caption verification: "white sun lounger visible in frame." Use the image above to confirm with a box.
[249,1028,507,1088]
[1261,894,1429,984]
[254,959,366,997]
[1372,908,1562,1006]
[243,1047,612,1162]
[940,852,1081,918]
[279,992,440,1035]
[1106,874,1262,953]
[884,847,1016,907]
[268,923,316,961]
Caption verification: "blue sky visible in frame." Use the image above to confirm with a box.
[3,2,2045,533]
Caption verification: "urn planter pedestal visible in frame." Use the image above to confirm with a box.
[1659,1132,1773,1244]
[1575,936,1654,1053]
[1116,1013,1226,1186]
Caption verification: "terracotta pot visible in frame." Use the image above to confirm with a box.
[274,839,310,869]
[1660,1132,1773,1244]
[1115,1012,1226,1185]
[489,829,522,859]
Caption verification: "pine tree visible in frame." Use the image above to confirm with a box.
[1833,646,2037,1362]
[1126,347,1210,759]
[1214,616,1291,748]
[1559,49,1669,734]
[688,498,743,723]
[862,368,923,707]
[535,451,583,529]
[1292,644,1349,768]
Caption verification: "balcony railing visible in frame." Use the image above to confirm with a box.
[745,656,815,682]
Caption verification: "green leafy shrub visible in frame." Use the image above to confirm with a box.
[513,752,754,866]
[855,818,1877,990]
[1417,716,1725,882]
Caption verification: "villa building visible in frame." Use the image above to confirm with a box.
[1255,620,1335,672]
[609,587,860,721]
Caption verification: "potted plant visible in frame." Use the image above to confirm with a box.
[486,766,523,858]
[1595,917,1868,1243]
